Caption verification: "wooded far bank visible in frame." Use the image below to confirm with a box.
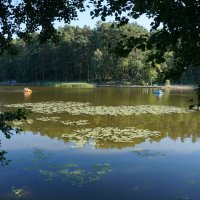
[0,22,199,85]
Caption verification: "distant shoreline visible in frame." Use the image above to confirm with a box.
[0,82,195,90]
[97,84,195,90]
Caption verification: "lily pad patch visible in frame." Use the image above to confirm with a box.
[5,101,190,116]
[62,127,160,147]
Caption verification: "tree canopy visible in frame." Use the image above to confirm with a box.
[89,0,200,77]
[0,109,27,166]
[1,23,167,84]
[0,0,85,53]
[1,0,199,78]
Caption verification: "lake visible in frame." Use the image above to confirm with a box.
[0,86,200,200]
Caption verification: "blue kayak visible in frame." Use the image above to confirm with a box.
[154,89,164,94]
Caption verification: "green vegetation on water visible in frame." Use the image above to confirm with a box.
[62,127,160,148]
[28,149,112,187]
[5,101,190,116]
[5,100,190,148]
[52,82,95,88]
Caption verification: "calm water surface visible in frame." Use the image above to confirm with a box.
[0,86,200,200]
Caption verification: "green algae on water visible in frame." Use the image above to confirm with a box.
[22,149,112,187]
[11,186,31,199]
[60,120,89,126]
[62,127,160,147]
[38,163,112,187]
[36,116,89,126]
[5,101,190,116]
[36,116,60,122]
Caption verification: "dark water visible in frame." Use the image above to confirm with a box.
[0,86,200,200]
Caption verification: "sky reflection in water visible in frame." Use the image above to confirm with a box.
[1,133,200,200]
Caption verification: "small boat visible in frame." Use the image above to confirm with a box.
[153,89,164,95]
[24,88,32,93]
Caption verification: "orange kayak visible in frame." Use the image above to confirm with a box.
[24,88,32,93]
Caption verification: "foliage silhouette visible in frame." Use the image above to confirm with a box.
[0,0,85,54]
[89,0,200,77]
[189,85,200,110]
[0,108,27,166]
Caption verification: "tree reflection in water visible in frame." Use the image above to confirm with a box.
[0,150,10,167]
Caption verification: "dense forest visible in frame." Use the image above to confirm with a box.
[0,22,198,85]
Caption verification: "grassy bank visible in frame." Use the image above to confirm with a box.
[48,82,96,88]
[164,85,195,89]
[97,81,195,89]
